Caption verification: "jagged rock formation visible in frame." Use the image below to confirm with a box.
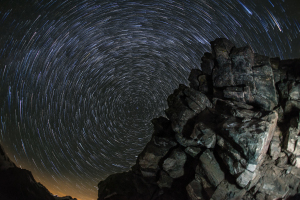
[97,38,300,200]
[0,144,77,200]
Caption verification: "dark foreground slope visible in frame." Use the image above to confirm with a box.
[97,38,300,200]
[0,144,77,200]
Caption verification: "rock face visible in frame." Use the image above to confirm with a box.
[0,144,77,200]
[97,38,300,200]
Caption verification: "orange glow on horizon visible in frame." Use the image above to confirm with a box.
[1,144,98,200]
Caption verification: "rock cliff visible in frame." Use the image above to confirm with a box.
[97,38,300,200]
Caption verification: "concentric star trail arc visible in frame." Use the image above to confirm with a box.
[0,0,299,199]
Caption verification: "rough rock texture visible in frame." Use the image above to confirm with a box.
[0,144,77,200]
[98,39,300,200]
[162,148,187,178]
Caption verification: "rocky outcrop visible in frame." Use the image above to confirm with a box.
[0,144,77,200]
[98,38,300,200]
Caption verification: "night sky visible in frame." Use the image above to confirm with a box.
[0,0,299,199]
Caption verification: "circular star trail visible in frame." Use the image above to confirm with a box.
[0,0,299,199]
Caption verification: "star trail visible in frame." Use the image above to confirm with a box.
[0,0,299,199]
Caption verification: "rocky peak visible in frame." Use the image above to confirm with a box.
[97,38,300,200]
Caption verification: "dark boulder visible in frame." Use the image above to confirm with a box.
[97,171,159,200]
[137,135,177,177]
[162,148,187,178]
[211,38,235,87]
[201,52,215,75]
[188,69,203,91]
